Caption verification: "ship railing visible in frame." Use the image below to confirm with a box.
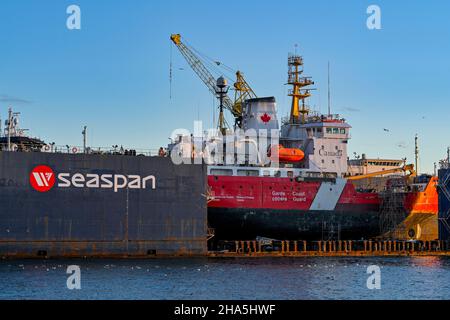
[42,145,162,157]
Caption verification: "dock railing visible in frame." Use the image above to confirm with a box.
[209,240,450,257]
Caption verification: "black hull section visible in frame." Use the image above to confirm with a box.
[208,208,381,241]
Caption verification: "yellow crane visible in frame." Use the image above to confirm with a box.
[170,34,256,130]
[347,164,416,181]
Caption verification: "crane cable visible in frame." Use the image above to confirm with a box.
[183,38,236,83]
[169,42,173,99]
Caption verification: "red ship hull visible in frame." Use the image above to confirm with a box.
[207,175,438,240]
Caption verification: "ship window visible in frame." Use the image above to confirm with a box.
[321,159,325,164]
[332,128,339,134]
[237,169,259,176]
[332,160,335,164]
[287,171,294,178]
[274,171,281,177]
[317,128,322,133]
[211,169,233,176]
[340,128,346,134]
[326,128,332,134]
[263,170,270,176]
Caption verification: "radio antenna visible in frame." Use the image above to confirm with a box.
[327,61,331,116]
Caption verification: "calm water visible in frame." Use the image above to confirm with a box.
[0,256,449,300]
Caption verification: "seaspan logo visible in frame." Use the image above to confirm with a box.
[30,165,56,192]
[30,165,156,193]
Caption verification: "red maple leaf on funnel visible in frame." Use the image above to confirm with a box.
[260,113,271,123]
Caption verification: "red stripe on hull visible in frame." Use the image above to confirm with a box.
[208,175,380,210]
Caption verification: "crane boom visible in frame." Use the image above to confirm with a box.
[170,34,235,115]
[347,164,416,181]
[170,34,257,128]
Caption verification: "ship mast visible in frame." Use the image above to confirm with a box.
[287,54,314,124]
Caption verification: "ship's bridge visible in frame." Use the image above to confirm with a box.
[280,115,351,177]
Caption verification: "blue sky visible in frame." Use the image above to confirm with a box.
[0,0,449,173]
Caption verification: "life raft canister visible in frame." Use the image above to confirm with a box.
[269,144,305,162]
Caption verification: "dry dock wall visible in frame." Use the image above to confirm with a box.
[0,151,207,257]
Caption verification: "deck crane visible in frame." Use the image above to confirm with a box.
[347,164,417,181]
[170,34,256,131]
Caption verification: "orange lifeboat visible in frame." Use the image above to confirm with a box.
[269,144,305,163]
